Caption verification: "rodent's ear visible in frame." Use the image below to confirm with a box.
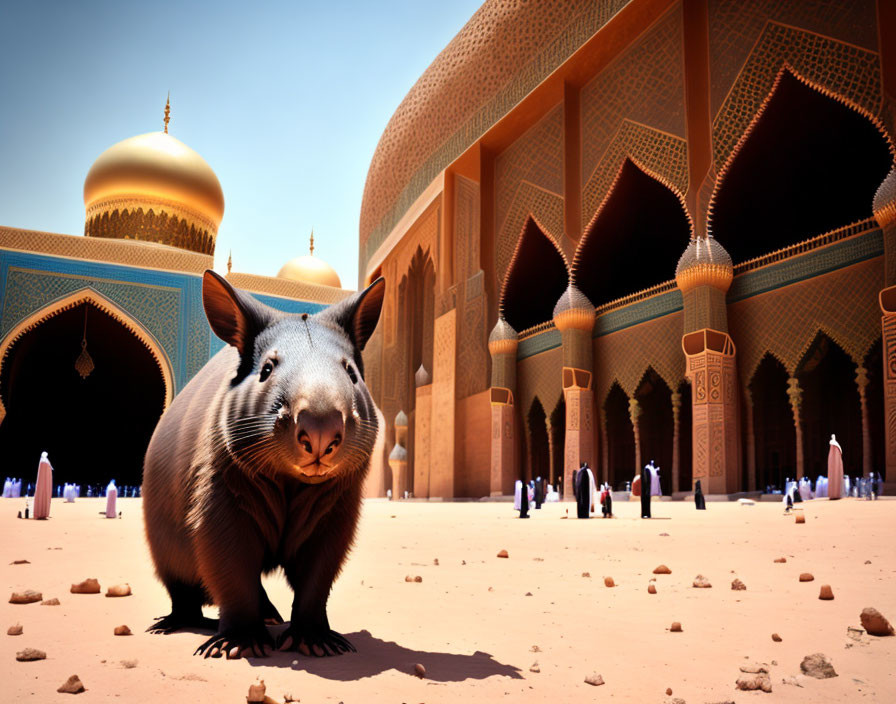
[202,270,278,357]
[321,277,385,351]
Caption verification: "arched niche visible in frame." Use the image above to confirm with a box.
[574,158,691,306]
[603,382,634,490]
[748,353,795,492]
[709,67,892,261]
[634,367,673,495]
[525,397,549,483]
[500,217,569,332]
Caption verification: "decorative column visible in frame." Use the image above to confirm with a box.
[744,388,757,492]
[670,391,681,493]
[488,318,518,496]
[676,235,739,494]
[553,285,596,500]
[390,410,408,500]
[414,365,433,498]
[629,398,642,479]
[786,377,804,480]
[873,169,896,479]
[855,365,871,478]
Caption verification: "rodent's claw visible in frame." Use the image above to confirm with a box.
[194,625,273,659]
[276,624,355,657]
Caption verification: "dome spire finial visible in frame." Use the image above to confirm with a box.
[163,92,170,134]
[227,249,232,274]
[310,228,315,256]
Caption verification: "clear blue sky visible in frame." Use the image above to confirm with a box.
[0,0,483,289]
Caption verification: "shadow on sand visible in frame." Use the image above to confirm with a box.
[247,629,523,682]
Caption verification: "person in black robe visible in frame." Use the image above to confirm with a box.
[534,476,544,509]
[519,480,530,519]
[694,479,706,510]
[575,465,590,518]
[640,463,652,518]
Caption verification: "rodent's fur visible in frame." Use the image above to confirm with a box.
[142,270,384,658]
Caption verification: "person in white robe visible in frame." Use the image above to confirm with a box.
[2,478,10,498]
[648,461,662,496]
[105,479,118,518]
[513,480,523,511]
[584,463,597,513]
[799,477,812,501]
[33,452,53,519]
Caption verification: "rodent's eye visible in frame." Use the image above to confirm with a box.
[343,360,358,384]
[259,361,274,382]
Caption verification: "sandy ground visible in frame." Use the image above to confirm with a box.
[3,496,895,703]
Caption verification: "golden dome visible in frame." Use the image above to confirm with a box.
[675,235,734,294]
[277,231,342,288]
[83,123,224,256]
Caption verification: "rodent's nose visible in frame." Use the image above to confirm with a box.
[297,409,344,463]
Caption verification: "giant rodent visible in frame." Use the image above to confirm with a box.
[142,270,384,658]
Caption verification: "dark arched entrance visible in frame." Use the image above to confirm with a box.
[635,368,673,495]
[864,339,885,479]
[798,334,862,479]
[678,381,692,493]
[549,397,565,488]
[525,398,549,483]
[604,383,634,490]
[0,302,167,489]
[750,354,795,491]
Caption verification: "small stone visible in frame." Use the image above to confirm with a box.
[404,575,422,583]
[693,574,712,588]
[70,578,100,594]
[731,578,746,591]
[736,673,772,692]
[648,584,657,594]
[795,514,806,524]
[659,532,670,536]
[433,558,439,566]
[860,607,894,636]
[114,625,132,636]
[670,622,682,632]
[799,573,814,582]
[781,675,804,687]
[120,659,137,669]
[530,645,541,652]
[41,598,60,605]
[801,652,838,679]
[584,673,604,686]
[8,623,23,636]
[818,584,834,600]
[771,633,782,642]
[11,559,30,564]
[665,687,672,695]
[864,560,872,565]
[774,557,787,563]
[525,592,533,596]
[604,576,615,588]
[106,584,131,597]
[16,647,46,661]
[581,572,590,578]
[57,674,85,693]
[247,679,266,702]
[414,663,426,678]
[529,661,540,673]
[9,590,42,604]
[497,549,509,558]
[653,564,671,574]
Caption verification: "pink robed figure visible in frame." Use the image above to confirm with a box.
[827,434,843,500]
[105,480,118,518]
[33,451,53,519]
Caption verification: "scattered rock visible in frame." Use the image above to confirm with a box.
[736,672,772,692]
[70,578,100,594]
[800,653,838,679]
[529,662,540,673]
[731,578,746,591]
[653,564,672,574]
[795,514,806,524]
[41,598,60,605]
[404,575,422,583]
[9,590,42,604]
[665,687,673,695]
[433,558,439,566]
[659,532,670,536]
[11,559,30,564]
[670,622,682,632]
[120,659,137,669]
[8,624,23,636]
[584,673,604,686]
[16,647,46,661]
[247,679,267,703]
[648,584,657,594]
[774,557,787,563]
[693,574,712,588]
[106,584,131,597]
[57,675,85,694]
[799,573,814,582]
[525,592,533,596]
[604,577,615,588]
[860,607,894,636]
[771,633,782,642]
[864,560,871,565]
[781,675,804,687]
[114,625,132,636]
[497,549,509,559]
[581,572,590,578]
[740,664,768,674]
[818,584,834,600]
[414,663,426,679]
[530,645,541,652]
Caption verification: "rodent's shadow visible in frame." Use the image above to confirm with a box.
[249,630,523,682]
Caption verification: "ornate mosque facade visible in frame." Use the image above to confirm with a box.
[359,0,896,499]
[0,104,351,487]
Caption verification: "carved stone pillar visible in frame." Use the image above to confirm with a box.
[488,318,518,496]
[683,329,739,494]
[874,171,896,478]
[629,397,642,480]
[786,377,804,480]
[856,365,871,478]
[562,368,595,500]
[670,391,681,493]
[414,365,432,498]
[744,388,757,492]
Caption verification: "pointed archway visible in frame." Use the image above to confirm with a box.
[0,292,171,488]
[501,217,569,332]
[710,68,892,260]
[525,398,549,484]
[678,380,693,493]
[634,368,673,495]
[574,159,691,306]
[549,397,565,489]
[749,354,795,491]
[604,383,634,490]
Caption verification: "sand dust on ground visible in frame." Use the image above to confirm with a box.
[3,496,895,702]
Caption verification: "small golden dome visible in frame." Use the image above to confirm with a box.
[488,317,519,356]
[552,284,595,332]
[873,168,896,228]
[277,255,342,288]
[675,235,734,294]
